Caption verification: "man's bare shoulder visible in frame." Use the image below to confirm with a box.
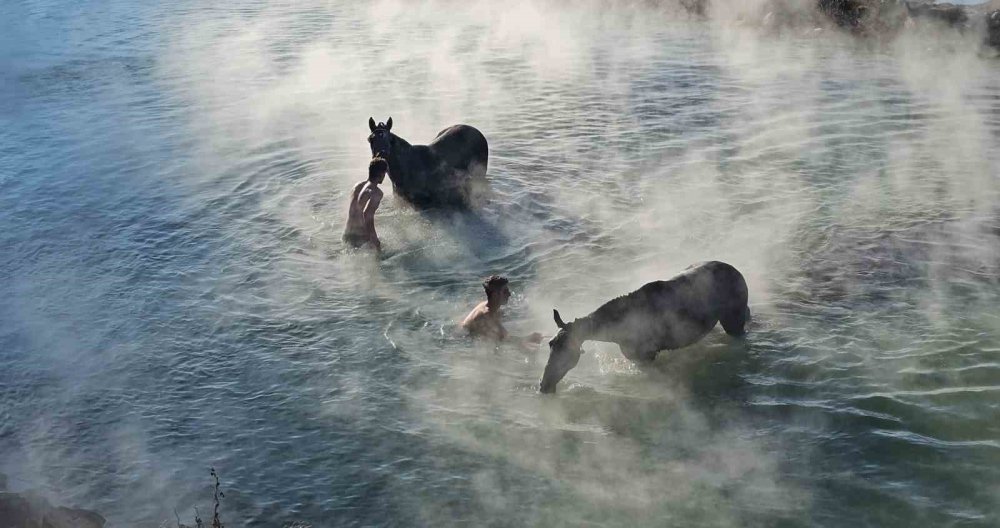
[468,301,489,317]
[366,185,383,203]
[461,301,490,328]
[350,181,366,202]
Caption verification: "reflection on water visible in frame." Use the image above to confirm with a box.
[2,1,999,526]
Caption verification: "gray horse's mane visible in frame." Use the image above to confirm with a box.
[584,282,662,330]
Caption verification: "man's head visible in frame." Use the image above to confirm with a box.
[369,156,388,184]
[483,275,511,306]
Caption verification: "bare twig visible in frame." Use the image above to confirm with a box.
[210,467,225,528]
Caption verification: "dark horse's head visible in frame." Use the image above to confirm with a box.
[368,117,393,159]
[540,309,585,394]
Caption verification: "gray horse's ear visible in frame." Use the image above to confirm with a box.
[553,309,567,329]
[369,117,376,132]
[386,117,393,131]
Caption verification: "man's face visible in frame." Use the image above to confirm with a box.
[490,284,511,305]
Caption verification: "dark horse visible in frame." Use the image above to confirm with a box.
[540,261,751,394]
[367,117,489,208]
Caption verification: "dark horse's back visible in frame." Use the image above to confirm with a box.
[429,124,489,175]
[423,124,488,208]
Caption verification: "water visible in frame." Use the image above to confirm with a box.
[2,1,1000,526]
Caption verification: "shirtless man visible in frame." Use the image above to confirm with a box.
[461,275,543,347]
[344,156,387,251]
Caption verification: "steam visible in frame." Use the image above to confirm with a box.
[154,0,1000,521]
[5,0,999,525]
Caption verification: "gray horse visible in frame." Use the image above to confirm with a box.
[540,261,750,394]
[367,117,489,208]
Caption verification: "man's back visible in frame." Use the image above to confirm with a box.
[360,184,383,226]
[344,180,382,249]
[344,156,388,250]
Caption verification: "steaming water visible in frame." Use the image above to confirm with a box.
[3,1,1000,526]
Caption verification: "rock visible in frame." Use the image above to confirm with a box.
[812,0,1000,51]
[905,1,969,27]
[816,0,910,34]
[817,0,869,29]
[759,0,830,31]
[0,491,105,528]
[681,0,708,17]
[52,505,106,528]
[987,10,1000,48]
[678,0,1000,50]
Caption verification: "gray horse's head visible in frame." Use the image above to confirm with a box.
[540,309,585,394]
[368,117,393,159]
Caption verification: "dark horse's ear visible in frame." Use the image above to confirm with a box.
[386,117,393,131]
[553,309,567,329]
[369,117,376,132]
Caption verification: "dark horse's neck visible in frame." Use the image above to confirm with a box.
[385,133,414,184]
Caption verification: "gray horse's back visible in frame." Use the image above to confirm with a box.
[676,261,749,335]
[590,261,749,357]
[678,261,747,304]
[644,261,749,340]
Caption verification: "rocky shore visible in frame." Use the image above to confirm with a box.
[674,0,1000,51]
[821,0,1000,40]
[0,474,105,528]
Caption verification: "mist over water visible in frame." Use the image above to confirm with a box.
[3,0,1000,526]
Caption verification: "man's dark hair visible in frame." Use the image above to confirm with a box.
[483,275,509,296]
[369,156,388,180]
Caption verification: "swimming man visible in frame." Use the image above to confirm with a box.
[344,156,387,251]
[461,275,543,347]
